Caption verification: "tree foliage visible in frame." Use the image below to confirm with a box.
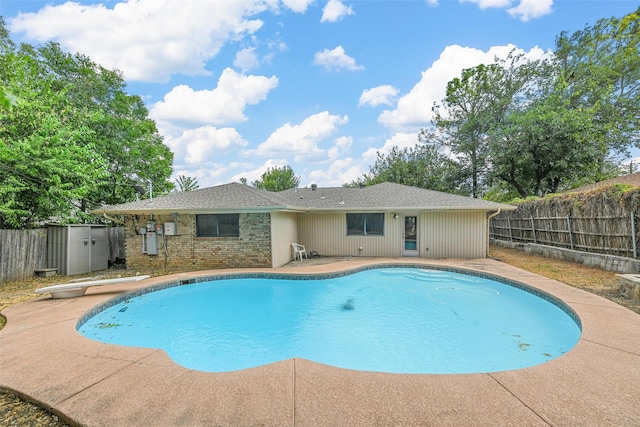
[432,60,520,197]
[174,175,199,193]
[0,18,173,228]
[348,130,466,193]
[253,165,300,192]
[357,9,639,200]
[488,9,640,198]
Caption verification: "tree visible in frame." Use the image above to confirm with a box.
[426,9,640,201]
[0,19,174,227]
[348,130,465,194]
[489,88,600,197]
[0,89,109,227]
[554,8,640,164]
[31,41,174,206]
[0,85,17,111]
[486,9,640,198]
[174,175,199,193]
[253,166,300,191]
[432,59,522,198]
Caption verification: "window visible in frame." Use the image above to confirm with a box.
[196,214,239,237]
[346,213,384,236]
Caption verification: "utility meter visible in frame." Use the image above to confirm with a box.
[145,221,158,255]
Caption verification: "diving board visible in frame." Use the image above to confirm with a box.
[35,275,150,299]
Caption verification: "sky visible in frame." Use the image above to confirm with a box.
[1,0,637,189]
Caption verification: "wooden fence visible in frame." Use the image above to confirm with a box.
[107,226,126,262]
[0,227,125,283]
[490,213,638,259]
[0,229,48,283]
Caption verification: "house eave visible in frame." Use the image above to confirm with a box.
[301,206,516,213]
[92,205,307,216]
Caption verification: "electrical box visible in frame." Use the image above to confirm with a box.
[164,222,176,235]
[156,223,164,235]
[145,221,158,255]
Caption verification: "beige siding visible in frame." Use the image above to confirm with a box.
[421,211,487,258]
[298,211,488,259]
[297,212,403,257]
[270,212,299,267]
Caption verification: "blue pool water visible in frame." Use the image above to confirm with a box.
[78,268,581,374]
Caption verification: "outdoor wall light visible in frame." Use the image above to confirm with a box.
[394,214,399,219]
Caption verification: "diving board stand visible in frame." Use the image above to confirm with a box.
[35,275,150,299]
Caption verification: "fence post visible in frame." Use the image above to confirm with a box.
[567,215,574,250]
[632,212,637,259]
[530,216,537,244]
[508,218,513,242]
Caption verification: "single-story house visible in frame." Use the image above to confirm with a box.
[93,182,516,270]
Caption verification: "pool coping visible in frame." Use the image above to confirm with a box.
[1,257,640,426]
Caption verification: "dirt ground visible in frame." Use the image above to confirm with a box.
[489,245,640,315]
[1,246,639,426]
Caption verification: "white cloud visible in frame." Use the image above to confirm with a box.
[281,0,314,13]
[313,46,364,72]
[231,159,290,184]
[163,125,248,167]
[328,136,353,160]
[460,0,553,20]
[378,44,545,131]
[321,0,355,23]
[150,68,278,130]
[460,0,512,8]
[508,0,553,21]
[8,0,302,82]
[253,111,349,161]
[362,132,420,164]
[359,85,399,107]
[234,47,260,72]
[308,131,421,190]
[306,158,365,187]
[174,161,251,188]
[185,127,248,164]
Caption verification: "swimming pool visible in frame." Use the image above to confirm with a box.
[78,266,581,374]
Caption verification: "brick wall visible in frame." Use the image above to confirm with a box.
[124,213,272,271]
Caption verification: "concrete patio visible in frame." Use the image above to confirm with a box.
[1,257,639,426]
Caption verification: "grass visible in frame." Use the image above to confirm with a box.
[489,245,640,314]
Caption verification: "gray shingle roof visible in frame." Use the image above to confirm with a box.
[94,181,515,214]
[95,182,294,214]
[278,182,515,211]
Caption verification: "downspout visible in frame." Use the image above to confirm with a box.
[487,209,501,258]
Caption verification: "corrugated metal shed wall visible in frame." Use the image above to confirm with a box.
[47,225,108,275]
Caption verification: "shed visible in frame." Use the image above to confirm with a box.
[47,224,108,275]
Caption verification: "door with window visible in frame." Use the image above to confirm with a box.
[402,215,419,257]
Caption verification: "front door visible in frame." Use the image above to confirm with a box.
[402,215,419,257]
